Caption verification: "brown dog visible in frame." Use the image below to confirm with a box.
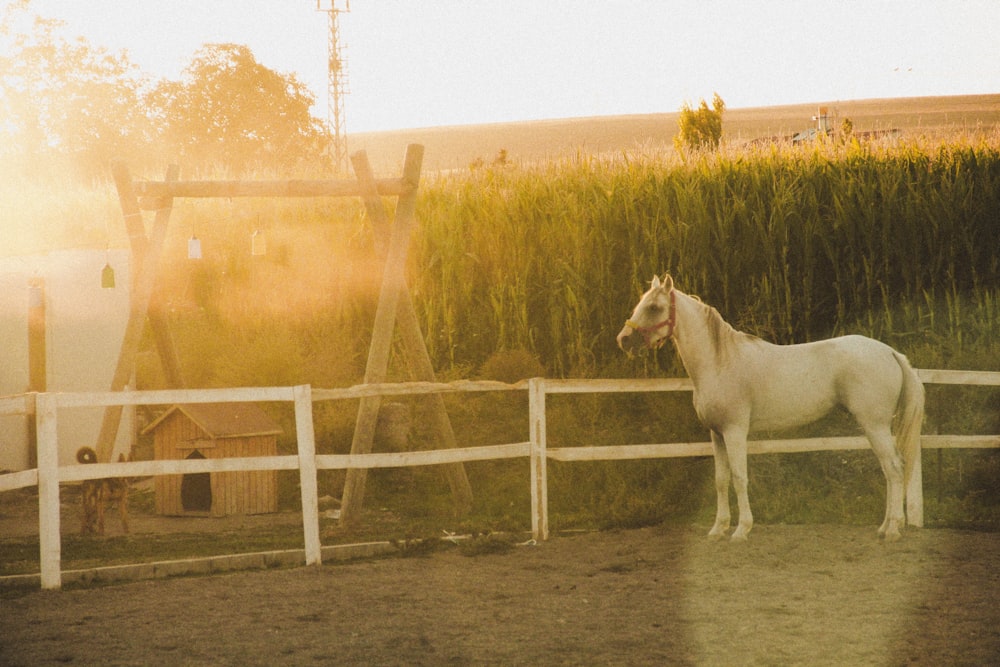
[77,447,131,536]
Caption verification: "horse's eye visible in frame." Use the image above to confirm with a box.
[646,304,663,315]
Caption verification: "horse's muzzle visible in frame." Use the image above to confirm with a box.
[617,325,642,354]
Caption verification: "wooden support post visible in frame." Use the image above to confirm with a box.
[27,279,46,468]
[148,297,185,389]
[125,165,186,390]
[36,392,61,589]
[529,378,549,541]
[345,149,473,522]
[27,279,46,393]
[907,446,923,528]
[339,145,427,525]
[98,163,181,461]
[294,384,322,565]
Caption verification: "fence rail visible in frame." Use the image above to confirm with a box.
[1,369,998,589]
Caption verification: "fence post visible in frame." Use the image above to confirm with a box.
[36,392,61,589]
[293,385,322,565]
[907,443,924,528]
[529,378,549,541]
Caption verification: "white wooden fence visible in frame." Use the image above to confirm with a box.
[1,370,998,589]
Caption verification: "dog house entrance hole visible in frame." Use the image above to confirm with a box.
[181,450,211,512]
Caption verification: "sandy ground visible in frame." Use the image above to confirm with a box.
[2,521,999,666]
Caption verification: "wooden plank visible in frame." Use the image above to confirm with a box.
[547,437,889,461]
[316,443,530,470]
[59,455,300,481]
[311,379,524,401]
[921,434,1000,449]
[131,177,407,204]
[36,393,61,590]
[53,386,295,409]
[548,442,714,462]
[27,279,46,392]
[294,385,322,566]
[0,469,39,492]
[529,378,548,541]
[747,436,872,455]
[64,431,975,480]
[0,393,33,416]
[148,296,185,389]
[545,370,1000,392]
[542,378,694,393]
[918,369,1000,385]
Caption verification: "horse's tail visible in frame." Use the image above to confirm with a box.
[893,351,925,527]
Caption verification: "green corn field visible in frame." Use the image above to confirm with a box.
[5,133,997,381]
[413,136,1000,376]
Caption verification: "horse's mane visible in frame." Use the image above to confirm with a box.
[684,293,760,363]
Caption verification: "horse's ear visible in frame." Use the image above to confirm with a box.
[662,274,674,291]
[650,275,661,289]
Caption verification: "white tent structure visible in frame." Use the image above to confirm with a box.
[0,249,134,470]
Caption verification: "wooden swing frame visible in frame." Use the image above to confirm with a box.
[106,144,472,524]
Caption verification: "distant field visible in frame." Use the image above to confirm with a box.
[350,94,1000,172]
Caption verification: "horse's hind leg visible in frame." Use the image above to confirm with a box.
[708,431,731,540]
[866,425,905,541]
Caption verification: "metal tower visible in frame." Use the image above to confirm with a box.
[316,1,350,172]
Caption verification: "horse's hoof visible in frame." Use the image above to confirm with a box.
[730,531,749,543]
[882,531,902,543]
[707,527,728,541]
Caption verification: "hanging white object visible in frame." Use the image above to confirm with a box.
[251,230,266,256]
[188,235,202,259]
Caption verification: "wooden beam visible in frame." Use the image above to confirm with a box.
[293,385,322,566]
[917,369,1000,385]
[27,279,46,468]
[338,150,473,525]
[97,163,179,461]
[339,145,430,525]
[147,301,185,388]
[132,177,408,208]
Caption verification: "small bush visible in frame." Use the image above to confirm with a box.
[675,93,726,150]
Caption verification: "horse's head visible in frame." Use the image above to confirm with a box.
[617,274,676,354]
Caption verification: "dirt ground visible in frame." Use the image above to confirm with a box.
[2,521,999,666]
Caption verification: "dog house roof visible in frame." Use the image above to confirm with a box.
[142,403,282,439]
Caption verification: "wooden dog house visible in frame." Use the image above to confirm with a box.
[144,403,282,516]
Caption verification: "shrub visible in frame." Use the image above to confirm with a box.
[675,93,726,150]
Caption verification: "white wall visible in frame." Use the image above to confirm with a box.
[0,250,134,470]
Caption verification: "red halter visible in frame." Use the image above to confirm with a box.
[625,289,676,349]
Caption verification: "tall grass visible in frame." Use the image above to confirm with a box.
[8,135,996,381]
[413,136,1000,375]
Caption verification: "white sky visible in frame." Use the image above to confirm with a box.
[22,0,1000,133]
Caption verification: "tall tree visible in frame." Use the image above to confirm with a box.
[147,44,329,175]
[0,1,150,178]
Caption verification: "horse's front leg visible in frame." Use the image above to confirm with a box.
[722,429,753,542]
[708,431,731,540]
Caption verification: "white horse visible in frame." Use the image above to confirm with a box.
[616,274,924,542]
